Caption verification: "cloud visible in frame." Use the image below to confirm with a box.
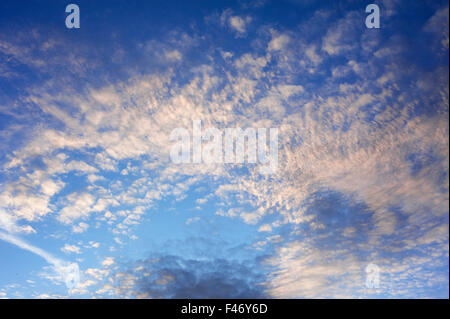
[185,217,200,225]
[1,208,80,291]
[102,257,115,267]
[0,231,80,290]
[258,224,272,232]
[423,5,449,51]
[61,244,81,254]
[321,11,360,55]
[268,34,290,51]
[58,193,96,224]
[229,16,251,34]
[113,255,267,298]
[220,9,252,35]
[164,49,182,62]
[72,222,89,234]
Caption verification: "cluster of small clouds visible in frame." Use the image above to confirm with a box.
[0,1,448,298]
[220,9,252,36]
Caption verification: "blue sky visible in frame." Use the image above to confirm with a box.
[0,0,448,298]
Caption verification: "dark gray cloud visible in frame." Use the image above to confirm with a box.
[116,255,268,298]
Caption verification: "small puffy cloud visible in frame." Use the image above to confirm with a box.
[72,222,89,233]
[19,225,37,234]
[85,268,109,281]
[185,217,200,225]
[87,174,105,183]
[61,244,81,254]
[305,45,322,65]
[221,51,234,59]
[268,34,290,51]
[86,241,100,249]
[40,179,65,197]
[195,197,208,205]
[257,224,272,232]
[77,279,97,289]
[229,16,251,33]
[165,49,182,62]
[220,9,251,35]
[102,257,115,267]
[216,208,240,218]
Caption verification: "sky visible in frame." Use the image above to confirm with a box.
[0,0,448,298]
